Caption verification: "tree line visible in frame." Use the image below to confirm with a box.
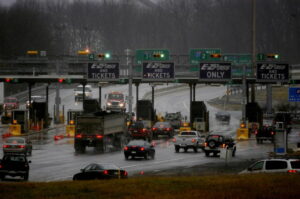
[0,0,299,63]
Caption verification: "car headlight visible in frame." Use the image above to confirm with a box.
[119,103,124,107]
[75,93,78,96]
[107,102,112,106]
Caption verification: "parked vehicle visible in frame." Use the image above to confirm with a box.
[123,139,155,160]
[3,137,32,156]
[128,120,152,141]
[239,159,300,174]
[3,97,19,110]
[105,92,126,112]
[203,134,236,157]
[0,154,31,181]
[255,125,275,144]
[73,163,128,180]
[74,100,128,153]
[152,122,174,139]
[173,131,205,153]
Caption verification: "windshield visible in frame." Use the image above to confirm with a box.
[4,98,17,103]
[6,138,25,144]
[75,87,92,92]
[108,93,123,100]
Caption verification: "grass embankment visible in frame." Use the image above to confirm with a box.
[208,86,289,111]
[1,175,300,199]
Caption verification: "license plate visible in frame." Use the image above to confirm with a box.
[131,151,136,154]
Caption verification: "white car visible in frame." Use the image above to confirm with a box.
[74,85,92,101]
[239,159,300,174]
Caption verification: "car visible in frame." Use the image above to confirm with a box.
[239,159,300,174]
[215,111,230,124]
[173,130,205,153]
[123,139,155,160]
[152,122,174,138]
[26,95,46,108]
[3,97,19,110]
[255,124,275,144]
[0,154,31,181]
[129,120,152,141]
[74,85,93,101]
[203,134,236,157]
[73,163,128,180]
[3,137,32,156]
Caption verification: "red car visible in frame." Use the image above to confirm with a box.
[3,97,19,110]
[129,121,152,141]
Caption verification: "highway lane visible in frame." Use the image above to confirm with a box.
[0,84,277,182]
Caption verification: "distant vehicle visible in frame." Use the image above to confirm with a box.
[129,120,152,141]
[3,137,32,156]
[73,163,128,180]
[26,95,46,108]
[0,154,31,181]
[173,130,205,153]
[239,159,300,174]
[203,134,236,157]
[164,112,182,129]
[215,111,230,124]
[152,122,174,139]
[74,85,92,101]
[105,92,126,112]
[3,97,19,110]
[255,125,275,144]
[124,139,155,160]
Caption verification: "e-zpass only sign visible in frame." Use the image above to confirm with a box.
[199,62,231,81]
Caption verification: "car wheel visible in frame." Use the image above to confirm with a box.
[184,148,188,153]
[144,153,149,160]
[131,155,135,160]
[213,152,218,157]
[24,173,29,181]
[125,155,129,160]
[193,147,198,153]
[232,148,236,157]
[175,146,180,153]
[205,151,210,157]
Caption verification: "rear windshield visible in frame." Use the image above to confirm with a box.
[6,138,25,144]
[181,131,196,136]
[291,160,300,169]
[128,140,145,146]
[266,160,288,170]
[4,156,26,162]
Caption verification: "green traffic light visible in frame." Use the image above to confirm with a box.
[274,54,279,59]
[105,53,111,59]
[160,54,165,58]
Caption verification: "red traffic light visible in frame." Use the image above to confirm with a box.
[5,78,12,83]
[58,78,64,83]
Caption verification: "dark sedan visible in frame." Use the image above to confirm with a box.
[124,140,155,160]
[151,122,174,138]
[73,163,128,180]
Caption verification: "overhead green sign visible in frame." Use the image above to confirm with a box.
[222,54,253,77]
[189,48,221,64]
[136,49,170,65]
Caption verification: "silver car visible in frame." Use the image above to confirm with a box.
[3,137,32,156]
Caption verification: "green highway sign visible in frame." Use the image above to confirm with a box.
[136,49,170,65]
[88,53,95,60]
[222,54,253,77]
[189,48,221,64]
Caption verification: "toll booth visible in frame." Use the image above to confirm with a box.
[30,102,50,130]
[66,110,83,137]
[9,110,29,135]
[274,122,287,155]
[236,120,249,140]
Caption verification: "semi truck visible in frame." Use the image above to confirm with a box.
[136,100,154,127]
[246,102,263,137]
[74,99,128,153]
[190,101,209,133]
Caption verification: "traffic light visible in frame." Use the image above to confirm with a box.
[4,78,18,83]
[58,78,64,83]
[266,53,279,59]
[58,78,72,84]
[210,53,221,58]
[257,53,280,61]
[78,48,90,55]
[5,78,12,83]
[240,122,246,128]
[98,53,111,59]
[27,50,38,55]
[153,53,165,58]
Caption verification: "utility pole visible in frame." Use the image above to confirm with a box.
[126,49,133,118]
[251,0,256,103]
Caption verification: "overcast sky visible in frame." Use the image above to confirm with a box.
[0,0,16,6]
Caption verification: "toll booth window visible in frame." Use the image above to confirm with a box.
[265,160,287,170]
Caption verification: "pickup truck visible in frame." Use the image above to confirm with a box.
[173,131,205,153]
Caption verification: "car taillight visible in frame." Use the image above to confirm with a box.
[191,139,196,143]
[204,142,208,147]
[123,171,128,176]
[152,128,157,131]
[3,145,10,148]
[75,134,82,138]
[173,138,176,142]
[142,128,147,133]
[140,147,145,151]
[222,144,226,148]
[287,170,297,173]
[124,146,128,151]
[103,170,108,175]
[96,135,103,139]
[19,145,25,148]
[255,130,258,135]
[271,131,275,135]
